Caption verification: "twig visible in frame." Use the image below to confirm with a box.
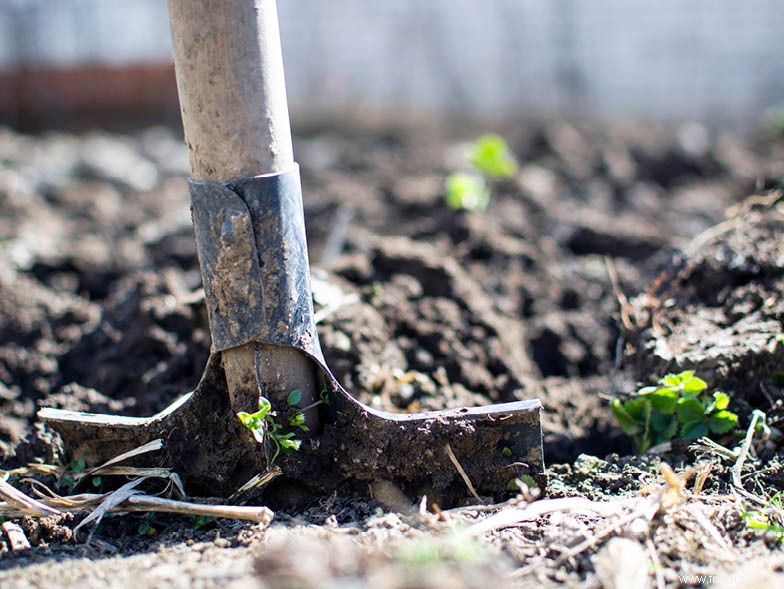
[684,218,737,257]
[82,439,163,478]
[73,477,149,543]
[692,461,714,495]
[555,495,660,566]
[731,410,767,506]
[461,497,633,539]
[690,437,738,461]
[444,444,483,504]
[689,505,730,551]
[232,466,282,496]
[2,477,273,540]
[0,478,61,517]
[604,257,634,330]
[122,495,273,524]
[2,521,31,551]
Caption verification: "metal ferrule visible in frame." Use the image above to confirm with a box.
[189,166,322,358]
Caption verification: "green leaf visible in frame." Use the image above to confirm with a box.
[258,397,272,415]
[708,411,739,434]
[278,437,302,455]
[624,397,651,422]
[662,371,692,387]
[650,412,677,438]
[680,420,709,440]
[237,411,254,428]
[648,388,678,413]
[611,399,643,436]
[250,427,265,445]
[71,458,87,473]
[444,173,490,212]
[287,389,302,407]
[675,398,705,422]
[288,411,309,431]
[712,391,730,411]
[468,134,518,179]
[682,375,708,394]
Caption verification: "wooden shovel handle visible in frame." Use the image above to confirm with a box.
[168,0,294,180]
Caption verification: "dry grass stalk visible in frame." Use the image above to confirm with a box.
[444,444,483,505]
[78,439,164,480]
[122,495,273,524]
[692,460,714,495]
[604,257,634,330]
[74,477,151,543]
[731,410,766,507]
[233,466,282,496]
[0,477,61,517]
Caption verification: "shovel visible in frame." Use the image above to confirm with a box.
[39,0,543,505]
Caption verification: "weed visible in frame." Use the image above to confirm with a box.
[137,513,159,537]
[469,134,518,179]
[61,457,100,490]
[611,370,739,453]
[319,383,332,406]
[237,391,308,463]
[188,515,215,531]
[743,493,784,539]
[506,474,539,492]
[396,534,490,568]
[445,173,490,212]
[444,134,517,212]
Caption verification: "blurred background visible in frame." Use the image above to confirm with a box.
[1,0,783,130]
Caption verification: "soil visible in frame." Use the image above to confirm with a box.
[1,120,784,587]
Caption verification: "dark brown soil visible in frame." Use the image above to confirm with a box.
[2,121,784,586]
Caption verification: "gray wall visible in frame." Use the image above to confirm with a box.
[1,0,782,126]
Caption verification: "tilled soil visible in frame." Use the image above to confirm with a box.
[1,121,784,587]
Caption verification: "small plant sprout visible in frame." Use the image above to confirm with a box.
[445,173,490,212]
[237,393,305,463]
[469,134,518,179]
[286,389,309,432]
[444,134,518,212]
[611,370,739,453]
[743,492,784,540]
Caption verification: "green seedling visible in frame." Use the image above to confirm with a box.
[396,533,490,568]
[469,134,519,179]
[506,474,539,493]
[137,513,159,537]
[445,173,490,212]
[237,391,307,463]
[61,457,86,490]
[188,515,215,531]
[61,457,95,491]
[743,493,784,540]
[611,370,739,453]
[444,134,518,212]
